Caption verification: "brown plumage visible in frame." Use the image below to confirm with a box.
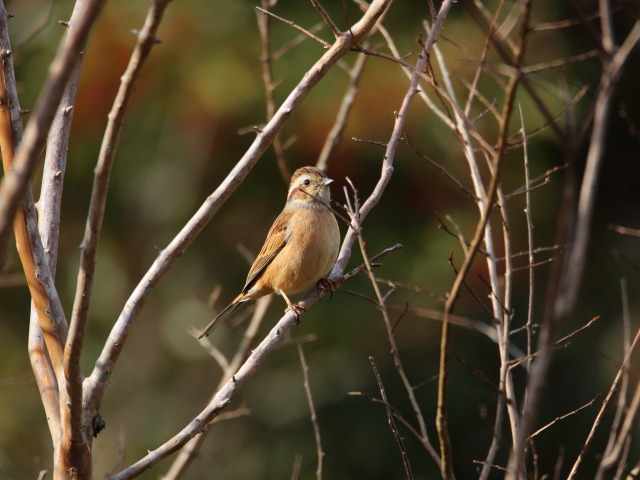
[198,166,340,339]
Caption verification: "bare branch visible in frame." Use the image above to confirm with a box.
[257,1,290,180]
[343,180,439,465]
[255,7,331,48]
[369,356,414,480]
[555,18,640,317]
[0,0,107,260]
[316,46,370,170]
[298,346,324,480]
[0,1,67,443]
[530,395,599,439]
[567,325,640,479]
[310,0,341,38]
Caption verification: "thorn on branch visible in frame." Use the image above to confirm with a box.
[63,106,74,115]
[58,20,70,28]
[1,48,11,59]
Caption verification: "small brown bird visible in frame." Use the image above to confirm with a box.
[198,166,340,339]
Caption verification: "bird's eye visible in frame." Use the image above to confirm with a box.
[303,179,311,186]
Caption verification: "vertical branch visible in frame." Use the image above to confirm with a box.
[438,2,531,478]
[57,2,174,477]
[257,1,290,181]
[298,345,324,480]
[39,1,88,278]
[555,17,640,316]
[316,48,368,170]
[76,0,173,419]
[516,16,640,479]
[521,105,535,370]
[370,356,414,480]
[567,326,640,479]
[594,279,634,479]
[0,1,67,442]
[0,0,107,259]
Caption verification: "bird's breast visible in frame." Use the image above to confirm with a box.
[269,207,340,294]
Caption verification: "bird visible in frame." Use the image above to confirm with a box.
[198,166,340,339]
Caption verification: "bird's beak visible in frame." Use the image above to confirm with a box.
[324,178,334,186]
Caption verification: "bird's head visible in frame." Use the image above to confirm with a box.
[287,166,333,206]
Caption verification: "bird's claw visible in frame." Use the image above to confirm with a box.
[317,277,336,298]
[286,304,306,325]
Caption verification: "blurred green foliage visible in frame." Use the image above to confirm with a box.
[1,0,640,479]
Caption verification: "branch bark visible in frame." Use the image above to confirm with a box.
[0,0,107,264]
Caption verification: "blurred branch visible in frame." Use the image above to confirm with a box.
[567,324,640,479]
[0,0,107,268]
[298,345,324,480]
[257,1,290,181]
[316,42,369,170]
[595,279,635,479]
[517,15,640,479]
[555,18,640,317]
[609,224,640,238]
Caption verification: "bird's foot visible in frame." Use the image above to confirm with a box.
[317,277,336,298]
[286,304,306,325]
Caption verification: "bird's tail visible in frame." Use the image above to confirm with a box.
[198,298,246,339]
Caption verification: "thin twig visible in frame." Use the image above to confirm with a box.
[369,356,413,480]
[404,134,478,202]
[344,180,439,466]
[256,7,331,48]
[257,1,290,181]
[608,224,640,238]
[298,346,324,480]
[310,0,341,38]
[530,395,599,439]
[521,105,535,372]
[316,41,370,170]
[567,325,640,479]
[595,279,634,479]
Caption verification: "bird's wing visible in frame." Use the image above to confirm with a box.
[242,210,291,292]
